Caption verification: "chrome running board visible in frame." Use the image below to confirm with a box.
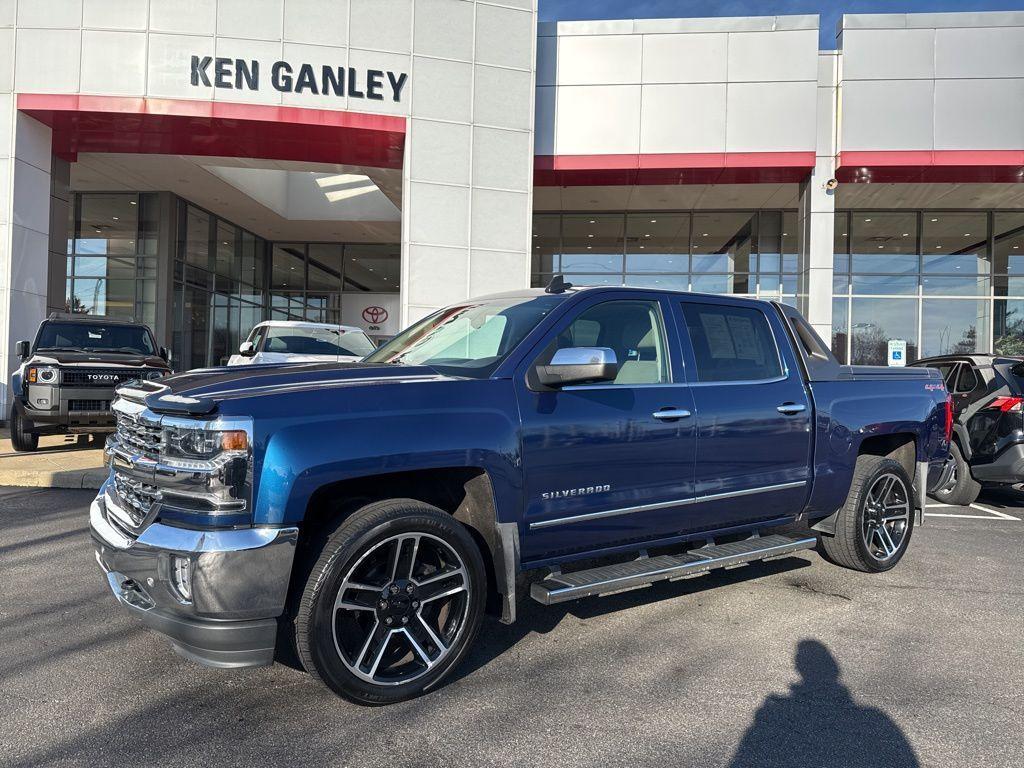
[530,534,817,605]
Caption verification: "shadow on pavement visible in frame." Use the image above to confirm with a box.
[727,639,919,768]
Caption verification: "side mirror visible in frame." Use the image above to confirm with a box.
[16,340,30,360]
[159,346,172,363]
[238,341,256,357]
[536,347,618,388]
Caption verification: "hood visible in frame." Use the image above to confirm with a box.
[131,361,447,416]
[30,350,170,368]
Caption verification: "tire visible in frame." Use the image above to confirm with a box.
[294,498,486,705]
[929,441,981,507]
[9,406,38,452]
[819,455,915,573]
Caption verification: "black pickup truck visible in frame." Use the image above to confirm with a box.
[9,315,172,451]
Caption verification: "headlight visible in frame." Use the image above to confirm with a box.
[27,366,57,384]
[162,424,249,461]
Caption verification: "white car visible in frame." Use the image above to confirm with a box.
[227,321,376,366]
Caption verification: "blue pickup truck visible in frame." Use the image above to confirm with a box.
[90,284,951,704]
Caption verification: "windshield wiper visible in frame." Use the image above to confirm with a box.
[36,346,82,352]
[90,347,147,354]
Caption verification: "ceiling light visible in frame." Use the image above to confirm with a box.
[1014,245,1020,249]
[964,233,971,237]
[864,218,871,222]
[702,233,708,237]
[588,234,594,238]
[877,245,884,249]
[650,219,657,223]
[589,220,595,224]
[902,233,909,237]
[129,201,137,206]
[112,216,119,221]
[931,218,938,222]
[586,246,592,250]
[644,234,651,238]
[936,245,942,249]
[639,245,645,249]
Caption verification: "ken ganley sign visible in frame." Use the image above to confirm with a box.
[190,56,408,102]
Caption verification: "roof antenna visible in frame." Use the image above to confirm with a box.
[545,275,573,294]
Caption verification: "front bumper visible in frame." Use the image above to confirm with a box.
[22,385,119,431]
[90,483,298,668]
[971,443,1024,484]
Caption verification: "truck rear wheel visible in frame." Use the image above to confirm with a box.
[9,406,38,452]
[930,441,981,507]
[294,498,486,705]
[819,455,914,573]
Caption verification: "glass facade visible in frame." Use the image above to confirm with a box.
[64,193,400,370]
[532,211,799,302]
[832,210,1024,365]
[65,193,159,327]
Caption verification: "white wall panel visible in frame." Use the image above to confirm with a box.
[278,42,349,110]
[726,81,816,152]
[641,33,726,84]
[350,0,411,54]
[217,0,283,41]
[557,35,641,86]
[150,0,216,36]
[842,29,935,80]
[147,33,214,99]
[473,127,530,191]
[640,83,726,154]
[470,188,528,251]
[408,182,469,248]
[726,30,817,82]
[283,0,349,47]
[555,85,640,154]
[345,49,411,116]
[475,4,533,70]
[412,57,472,122]
[14,29,81,93]
[212,38,284,104]
[83,0,149,30]
[841,79,935,151]
[406,245,468,307]
[474,65,532,131]
[469,249,525,297]
[414,0,473,61]
[81,30,147,96]
[935,26,1024,79]
[934,79,1024,150]
[17,0,81,28]
[409,120,471,185]
[0,28,12,91]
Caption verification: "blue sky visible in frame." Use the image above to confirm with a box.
[538,1,1024,47]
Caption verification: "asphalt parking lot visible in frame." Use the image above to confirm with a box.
[2,487,1022,768]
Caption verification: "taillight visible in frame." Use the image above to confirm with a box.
[943,395,954,443]
[987,396,1024,413]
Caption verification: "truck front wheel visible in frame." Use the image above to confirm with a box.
[9,406,39,452]
[294,498,486,705]
[819,455,915,572]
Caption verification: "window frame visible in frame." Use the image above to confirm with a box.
[677,298,788,386]
[532,296,676,389]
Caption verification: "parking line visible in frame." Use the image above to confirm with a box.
[968,504,1021,521]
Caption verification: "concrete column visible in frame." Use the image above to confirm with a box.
[797,50,841,342]
[400,0,537,327]
[0,113,53,411]
[47,157,71,315]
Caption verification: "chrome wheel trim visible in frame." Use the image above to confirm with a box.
[332,532,470,687]
[861,472,911,562]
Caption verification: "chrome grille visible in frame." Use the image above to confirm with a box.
[114,410,163,461]
[112,473,161,527]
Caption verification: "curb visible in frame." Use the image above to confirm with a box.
[0,469,107,490]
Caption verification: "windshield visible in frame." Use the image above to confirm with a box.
[264,326,376,357]
[35,321,156,355]
[364,295,564,377]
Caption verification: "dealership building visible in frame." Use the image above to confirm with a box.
[1,2,1024,401]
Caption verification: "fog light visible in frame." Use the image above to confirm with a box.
[171,555,192,602]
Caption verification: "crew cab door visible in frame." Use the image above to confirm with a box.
[513,293,696,563]
[673,297,812,529]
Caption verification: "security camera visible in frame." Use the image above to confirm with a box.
[824,178,839,191]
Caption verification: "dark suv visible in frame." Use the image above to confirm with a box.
[912,354,1024,504]
[9,315,172,452]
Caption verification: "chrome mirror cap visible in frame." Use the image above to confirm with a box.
[536,347,618,388]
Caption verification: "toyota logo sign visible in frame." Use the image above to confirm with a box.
[362,306,388,324]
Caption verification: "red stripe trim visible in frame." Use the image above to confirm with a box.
[17,93,407,168]
[534,151,815,186]
[837,150,1024,183]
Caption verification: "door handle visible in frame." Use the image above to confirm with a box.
[777,403,807,415]
[653,408,692,420]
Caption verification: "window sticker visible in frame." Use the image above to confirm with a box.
[700,313,736,359]
[726,315,765,363]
